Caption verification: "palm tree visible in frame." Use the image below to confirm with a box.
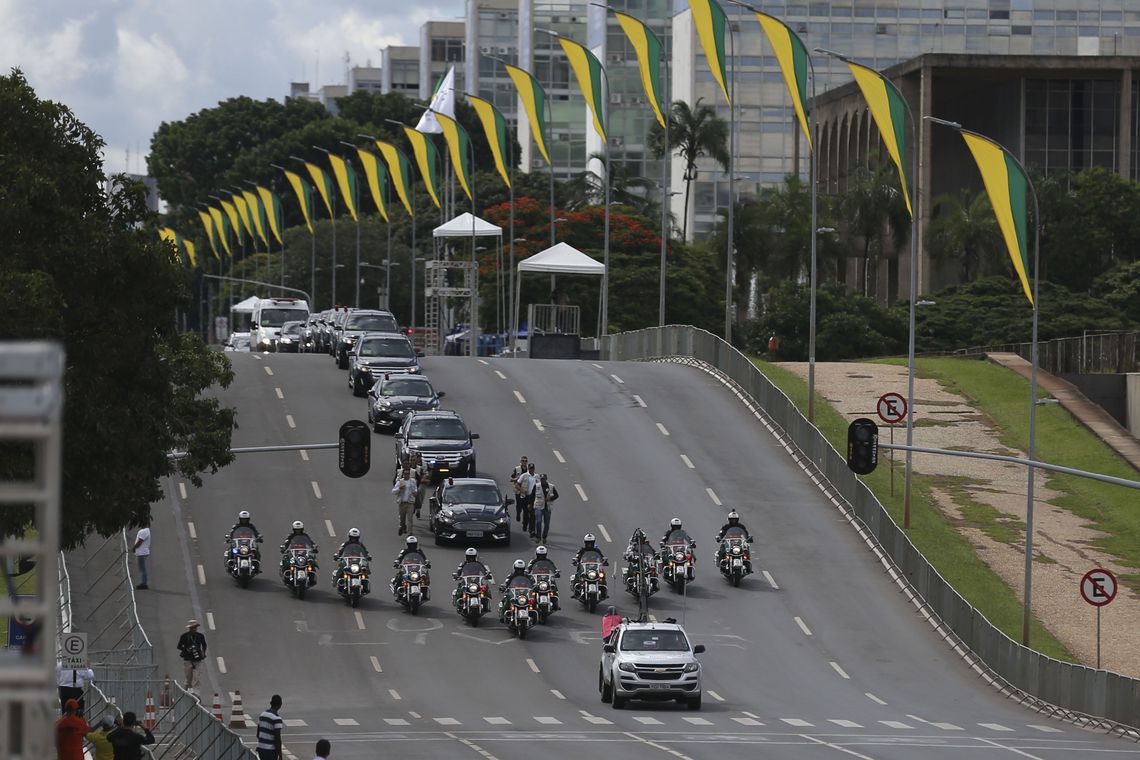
[925,189,1001,282]
[840,163,910,297]
[649,99,729,240]
[563,152,657,216]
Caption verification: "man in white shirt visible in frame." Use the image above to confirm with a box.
[391,466,418,536]
[132,521,151,590]
[56,663,95,715]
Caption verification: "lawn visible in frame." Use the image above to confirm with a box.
[751,358,1073,661]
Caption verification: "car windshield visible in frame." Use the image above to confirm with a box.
[620,630,690,652]
[409,419,468,440]
[259,308,308,327]
[346,314,398,332]
[282,322,304,336]
[444,485,501,506]
[381,379,433,397]
[359,338,414,358]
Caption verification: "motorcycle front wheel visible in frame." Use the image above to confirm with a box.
[409,599,420,615]
[350,594,360,608]
[238,574,249,589]
[298,584,307,599]
[518,625,527,640]
[732,573,741,587]
[587,598,597,613]
[675,577,686,594]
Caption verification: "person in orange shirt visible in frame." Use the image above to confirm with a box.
[55,698,89,760]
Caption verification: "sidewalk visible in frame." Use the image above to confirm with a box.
[986,352,1140,473]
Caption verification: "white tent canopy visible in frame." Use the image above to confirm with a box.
[432,212,502,238]
[516,242,605,275]
[230,296,260,314]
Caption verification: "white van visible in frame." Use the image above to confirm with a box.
[251,297,310,352]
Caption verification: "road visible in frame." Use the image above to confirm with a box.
[135,351,1140,759]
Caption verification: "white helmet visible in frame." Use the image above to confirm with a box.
[583,533,596,544]
[670,518,682,529]
[465,547,478,559]
[535,545,548,557]
[406,535,418,546]
[513,559,526,570]
[239,510,251,520]
[292,520,304,531]
[727,510,739,522]
[348,527,361,538]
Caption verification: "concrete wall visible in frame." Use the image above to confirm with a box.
[1129,374,1140,439]
[1061,373,1128,428]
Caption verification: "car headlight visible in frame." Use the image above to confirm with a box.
[683,663,700,672]
[496,516,509,524]
[617,663,636,673]
[378,400,392,409]
[360,366,372,373]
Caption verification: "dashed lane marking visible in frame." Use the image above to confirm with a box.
[388,689,402,701]
[408,712,421,719]
[679,454,694,469]
[830,661,850,679]
[447,732,501,760]
[332,719,357,726]
[484,717,511,725]
[574,484,588,501]
[596,524,612,543]
[354,611,366,630]
[275,387,284,400]
[801,735,876,760]
[706,487,721,506]
[733,717,764,726]
[581,713,613,725]
[299,449,309,462]
[513,390,527,404]
[384,718,409,726]
[656,422,670,436]
[553,449,565,463]
[880,720,913,730]
[370,656,382,673]
[286,414,296,429]
[216,656,227,674]
[550,690,565,700]
[197,565,206,585]
[434,717,460,725]
[1028,725,1063,733]
[495,370,506,379]
[610,374,624,384]
[624,732,696,760]
[632,394,646,407]
[762,570,779,589]
[907,714,962,731]
[742,712,761,719]
[978,723,1013,732]
[478,359,489,365]
[865,692,887,706]
[633,716,663,725]
[781,718,813,727]
[325,519,335,537]
[592,363,603,369]
[283,719,307,727]
[533,419,545,432]
[706,690,725,702]
[534,717,562,725]
[794,616,813,636]
[830,720,862,728]
[206,612,215,631]
[683,717,713,725]
[526,658,540,673]
[178,482,188,500]
[187,522,196,540]
[311,481,322,500]
[264,366,274,376]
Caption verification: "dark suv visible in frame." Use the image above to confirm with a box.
[395,411,479,478]
[335,310,400,369]
[347,333,421,396]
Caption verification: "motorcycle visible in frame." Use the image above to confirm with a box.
[623,543,659,621]
[502,576,537,639]
[335,550,371,607]
[280,546,318,599]
[718,528,751,587]
[573,550,609,613]
[393,557,431,614]
[224,528,262,588]
[661,538,696,593]
[455,573,491,627]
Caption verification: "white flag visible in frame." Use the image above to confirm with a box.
[415,66,456,134]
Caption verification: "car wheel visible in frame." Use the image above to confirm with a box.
[600,670,613,703]
[612,693,625,710]
[352,376,365,397]
[687,695,702,711]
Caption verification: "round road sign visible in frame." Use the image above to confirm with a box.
[876,392,907,425]
[1080,568,1117,607]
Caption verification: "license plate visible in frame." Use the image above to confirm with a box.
[732,559,742,568]
[350,578,362,587]
[297,570,308,579]
[466,530,484,538]
[239,560,249,568]
[539,595,549,605]
[468,598,480,607]
[409,585,420,595]
[587,584,597,594]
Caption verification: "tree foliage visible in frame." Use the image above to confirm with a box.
[1,70,236,548]
[1090,261,1140,326]
[839,163,910,297]
[925,189,1002,282]
[649,99,729,240]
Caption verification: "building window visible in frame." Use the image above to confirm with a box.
[1024,78,1119,175]
[431,38,465,63]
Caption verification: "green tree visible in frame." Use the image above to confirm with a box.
[1090,261,1140,326]
[649,99,729,240]
[1,70,236,548]
[925,189,1001,282]
[561,152,657,218]
[840,163,910,297]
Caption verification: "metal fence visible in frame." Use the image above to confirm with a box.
[948,331,1138,374]
[602,325,1140,737]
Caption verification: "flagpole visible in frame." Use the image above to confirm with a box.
[724,19,737,343]
[659,34,670,327]
[601,68,612,337]
[807,56,819,423]
[1025,178,1041,647]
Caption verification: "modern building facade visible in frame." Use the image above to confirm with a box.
[382,46,421,94]
[421,21,467,100]
[349,66,384,95]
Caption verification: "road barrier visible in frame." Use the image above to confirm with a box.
[602,325,1140,737]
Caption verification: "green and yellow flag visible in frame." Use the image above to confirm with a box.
[183,238,198,268]
[197,209,220,260]
[688,0,730,106]
[356,148,390,223]
[305,161,336,219]
[559,36,607,142]
[281,171,314,234]
[754,11,812,151]
[403,126,442,209]
[504,64,550,166]
[242,189,270,249]
[230,192,256,245]
[960,130,1033,306]
[327,152,360,222]
[207,206,232,257]
[376,139,415,217]
[433,110,473,201]
[846,60,912,216]
[467,94,511,189]
[613,11,666,129]
[161,228,199,268]
[257,187,284,245]
[157,227,180,265]
[219,198,245,246]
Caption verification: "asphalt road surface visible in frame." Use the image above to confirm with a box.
[135,352,1140,759]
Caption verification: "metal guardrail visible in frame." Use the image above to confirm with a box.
[601,325,1140,737]
[948,331,1138,374]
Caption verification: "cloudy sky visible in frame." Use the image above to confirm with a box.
[1,0,465,175]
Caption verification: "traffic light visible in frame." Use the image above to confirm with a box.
[847,418,878,475]
[338,420,371,478]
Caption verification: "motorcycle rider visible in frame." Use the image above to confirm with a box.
[527,546,561,610]
[716,510,754,574]
[224,510,263,571]
[332,528,372,593]
[279,521,318,580]
[391,535,431,595]
[660,518,696,556]
[570,533,607,598]
[498,559,533,622]
[623,528,657,593]
[452,547,494,607]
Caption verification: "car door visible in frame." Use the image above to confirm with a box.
[602,628,619,685]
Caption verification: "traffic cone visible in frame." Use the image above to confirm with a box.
[143,691,157,730]
[211,693,223,722]
[228,689,246,728]
[159,675,173,709]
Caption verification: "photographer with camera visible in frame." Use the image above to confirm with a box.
[177,619,207,693]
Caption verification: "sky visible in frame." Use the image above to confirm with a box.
[1,0,466,175]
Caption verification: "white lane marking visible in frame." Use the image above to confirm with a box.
[196,565,206,585]
[830,661,850,679]
[742,712,761,719]
[1028,725,1063,733]
[683,717,713,725]
[830,719,862,728]
[434,717,460,725]
[494,370,506,379]
[275,387,284,400]
[284,718,308,727]
[705,487,721,506]
[582,714,612,725]
[633,716,663,725]
[979,723,1013,732]
[574,483,588,501]
[781,718,813,727]
[679,454,694,469]
[610,374,624,384]
[655,422,669,436]
[216,656,227,674]
[763,570,779,589]
[206,612,215,631]
[534,717,562,725]
[354,611,366,630]
[880,720,913,729]
[299,449,309,462]
[526,658,540,673]
[648,614,657,622]
[733,717,764,726]
[592,363,603,369]
[706,690,725,702]
[178,482,188,500]
[596,523,612,543]
[553,449,565,463]
[533,418,544,431]
[408,712,421,718]
[550,690,565,700]
[801,735,877,760]
[264,366,274,376]
[187,522,197,540]
[484,717,511,725]
[324,519,335,537]
[907,714,962,731]
[632,394,646,407]
[865,692,887,705]
[311,481,322,500]
[384,718,409,726]
[794,616,812,636]
[513,390,527,404]
[333,718,358,726]
[388,689,402,700]
[976,738,1046,760]
[286,414,296,429]
[478,359,489,365]
[370,656,382,673]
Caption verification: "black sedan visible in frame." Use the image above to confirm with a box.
[429,478,512,546]
[367,375,445,433]
[276,320,305,353]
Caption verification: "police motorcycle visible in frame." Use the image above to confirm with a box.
[529,558,561,624]
[392,551,431,615]
[500,565,538,639]
[335,545,372,607]
[661,532,697,594]
[453,552,493,627]
[718,525,752,587]
[225,526,262,588]
[280,533,318,599]
[623,540,660,599]
[573,548,609,613]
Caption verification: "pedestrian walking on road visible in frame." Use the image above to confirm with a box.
[256,694,284,760]
[107,711,154,760]
[312,738,331,759]
[392,466,418,536]
[510,456,529,522]
[86,716,116,760]
[523,463,538,537]
[532,474,559,542]
[55,698,88,760]
[132,521,151,590]
[177,620,207,692]
[56,662,95,715]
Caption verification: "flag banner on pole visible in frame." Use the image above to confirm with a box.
[242,189,270,249]
[376,140,415,216]
[754,11,812,150]
[960,130,1033,306]
[163,228,198,268]
[416,66,456,134]
[230,192,256,244]
[197,209,220,260]
[613,10,666,129]
[281,172,314,234]
[559,36,607,142]
[504,64,551,166]
[687,0,730,106]
[157,227,180,265]
[260,187,284,245]
[207,206,232,257]
[467,94,511,189]
[357,148,390,222]
[305,161,336,218]
[219,199,245,246]
[404,125,442,208]
[846,60,913,216]
[433,109,474,201]
[327,152,360,222]
[183,238,198,268]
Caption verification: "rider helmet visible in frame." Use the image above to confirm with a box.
[465,547,478,559]
[669,518,682,529]
[513,559,526,570]
[583,533,596,547]
[238,510,251,521]
[535,545,548,557]
[727,510,740,524]
[406,536,418,547]
[348,527,361,539]
[292,520,304,531]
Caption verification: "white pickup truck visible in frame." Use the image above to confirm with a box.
[599,621,705,710]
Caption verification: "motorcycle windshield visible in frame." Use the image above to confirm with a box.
[665,538,691,552]
[401,562,426,576]
[579,549,604,565]
[231,527,257,541]
[341,546,368,559]
[722,526,748,541]
[507,577,533,591]
[530,560,558,575]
